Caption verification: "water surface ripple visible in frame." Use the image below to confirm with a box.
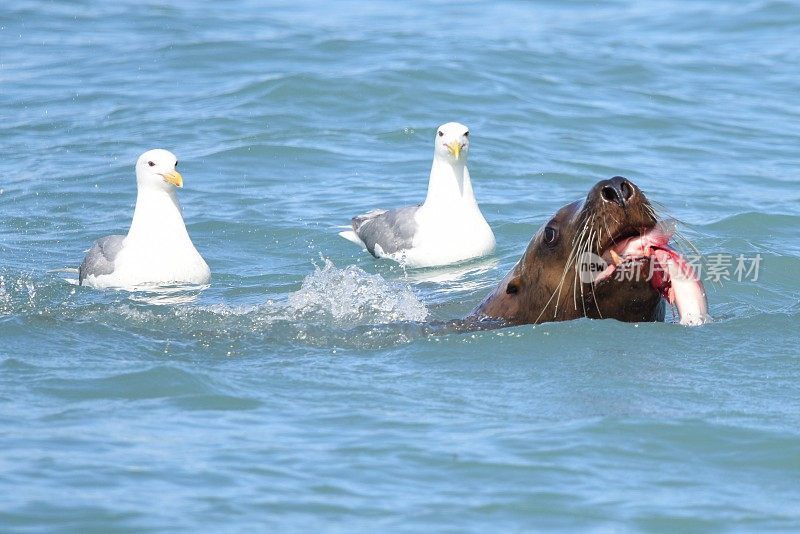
[1,0,799,531]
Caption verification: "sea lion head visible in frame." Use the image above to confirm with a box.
[472,176,665,325]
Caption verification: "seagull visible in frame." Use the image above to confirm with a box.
[340,122,495,268]
[77,149,211,289]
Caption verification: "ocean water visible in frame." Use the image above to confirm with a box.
[2,0,800,530]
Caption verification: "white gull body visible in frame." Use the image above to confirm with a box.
[78,149,211,289]
[340,122,495,268]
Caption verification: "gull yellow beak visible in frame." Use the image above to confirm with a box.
[161,170,183,188]
[446,141,462,159]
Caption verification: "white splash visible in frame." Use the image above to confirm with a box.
[0,276,10,315]
[288,259,428,326]
[0,274,38,316]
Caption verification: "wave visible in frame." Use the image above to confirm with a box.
[287,258,427,326]
[0,260,429,350]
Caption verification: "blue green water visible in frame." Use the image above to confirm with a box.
[2,0,800,531]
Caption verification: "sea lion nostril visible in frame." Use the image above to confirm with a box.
[621,181,634,201]
[601,177,632,207]
[602,185,619,204]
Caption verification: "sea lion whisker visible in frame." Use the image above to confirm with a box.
[649,200,682,223]
[571,215,591,247]
[535,275,567,323]
[571,217,593,312]
[582,227,599,318]
[540,217,590,323]
[586,227,606,319]
[571,220,590,311]
[536,257,573,322]
[604,219,616,248]
[471,176,675,327]
[643,203,701,257]
[554,223,587,318]
[573,221,592,311]
[671,228,701,257]
[575,219,594,318]
[566,216,593,312]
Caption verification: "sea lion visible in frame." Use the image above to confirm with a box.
[469,176,709,326]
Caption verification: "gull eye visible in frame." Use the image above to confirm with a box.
[438,131,444,137]
[464,131,469,137]
[544,226,558,245]
[174,161,178,167]
[147,161,155,167]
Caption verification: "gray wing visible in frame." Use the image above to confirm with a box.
[78,235,126,285]
[352,205,420,257]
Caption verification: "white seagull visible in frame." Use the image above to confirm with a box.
[77,149,211,289]
[340,122,495,268]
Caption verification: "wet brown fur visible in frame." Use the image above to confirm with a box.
[470,177,665,325]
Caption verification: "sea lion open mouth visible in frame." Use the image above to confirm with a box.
[590,220,710,325]
[470,176,709,326]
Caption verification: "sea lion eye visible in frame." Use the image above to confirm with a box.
[147,161,155,167]
[438,131,444,137]
[544,226,558,245]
